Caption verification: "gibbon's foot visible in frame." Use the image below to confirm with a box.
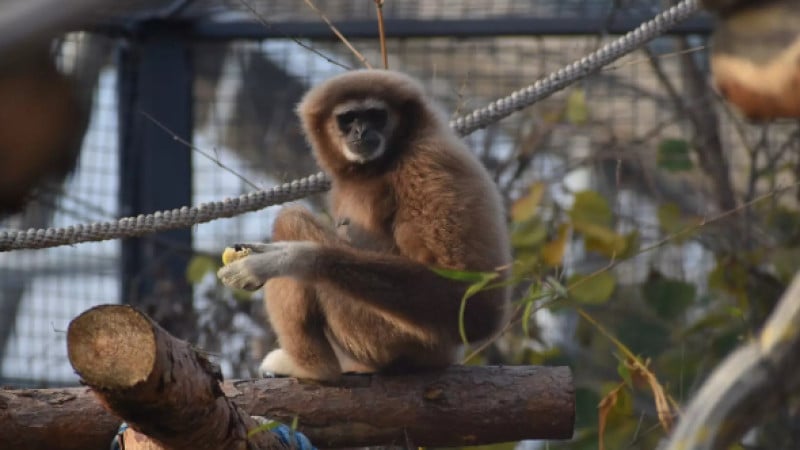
[258,349,336,380]
[258,370,289,379]
[216,241,319,290]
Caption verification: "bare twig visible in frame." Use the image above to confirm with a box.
[236,0,351,70]
[374,0,388,69]
[302,0,373,69]
[140,111,261,191]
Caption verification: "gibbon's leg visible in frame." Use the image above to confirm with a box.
[260,279,341,379]
[258,206,344,380]
[219,242,507,345]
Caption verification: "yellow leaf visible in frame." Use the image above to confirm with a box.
[598,383,626,450]
[577,222,627,257]
[542,223,570,266]
[566,88,589,125]
[625,358,675,432]
[511,182,546,222]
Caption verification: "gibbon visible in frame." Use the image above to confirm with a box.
[217,70,511,380]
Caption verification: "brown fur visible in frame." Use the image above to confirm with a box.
[264,70,511,379]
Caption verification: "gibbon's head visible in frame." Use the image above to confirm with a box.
[297,70,444,175]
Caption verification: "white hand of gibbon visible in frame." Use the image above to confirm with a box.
[216,241,319,290]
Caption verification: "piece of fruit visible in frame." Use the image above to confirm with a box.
[221,246,252,265]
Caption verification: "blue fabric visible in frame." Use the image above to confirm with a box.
[109,422,128,450]
[110,421,316,450]
[271,423,317,450]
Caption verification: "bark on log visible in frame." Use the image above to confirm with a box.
[65,304,285,450]
[0,305,574,450]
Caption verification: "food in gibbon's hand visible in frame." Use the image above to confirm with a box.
[221,246,252,266]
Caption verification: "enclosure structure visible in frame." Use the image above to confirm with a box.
[0,0,714,386]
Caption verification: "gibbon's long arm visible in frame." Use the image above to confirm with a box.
[217,241,505,342]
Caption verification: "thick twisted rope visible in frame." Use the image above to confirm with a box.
[0,0,700,252]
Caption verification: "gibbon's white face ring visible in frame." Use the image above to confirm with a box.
[340,138,386,163]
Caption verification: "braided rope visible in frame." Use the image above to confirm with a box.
[0,0,700,252]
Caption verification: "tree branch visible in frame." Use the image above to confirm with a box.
[0,305,575,450]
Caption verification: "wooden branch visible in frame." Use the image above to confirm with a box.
[66,304,285,450]
[664,272,800,450]
[226,363,574,447]
[0,307,574,450]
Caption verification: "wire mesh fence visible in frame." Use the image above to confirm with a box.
[0,0,763,388]
[0,34,119,386]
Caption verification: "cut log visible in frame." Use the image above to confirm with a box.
[0,304,574,450]
[65,304,285,450]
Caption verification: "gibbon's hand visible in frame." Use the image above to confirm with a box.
[216,241,319,290]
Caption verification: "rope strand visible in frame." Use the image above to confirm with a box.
[0,0,700,252]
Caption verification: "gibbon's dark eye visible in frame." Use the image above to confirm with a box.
[363,108,388,129]
[336,111,356,132]
[363,108,389,130]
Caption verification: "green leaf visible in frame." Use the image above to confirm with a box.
[522,297,535,338]
[431,267,496,283]
[511,181,546,222]
[511,217,548,249]
[772,247,800,282]
[679,310,738,338]
[186,255,218,284]
[617,361,633,388]
[465,442,518,450]
[570,190,612,227]
[232,289,256,303]
[511,253,541,277]
[519,284,554,337]
[568,271,616,304]
[657,203,699,243]
[657,138,693,172]
[574,387,602,429]
[566,88,589,125]
[457,272,500,345]
[617,230,640,259]
[642,272,696,320]
[657,203,682,235]
[247,419,280,438]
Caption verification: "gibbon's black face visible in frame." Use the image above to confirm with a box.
[333,99,391,164]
